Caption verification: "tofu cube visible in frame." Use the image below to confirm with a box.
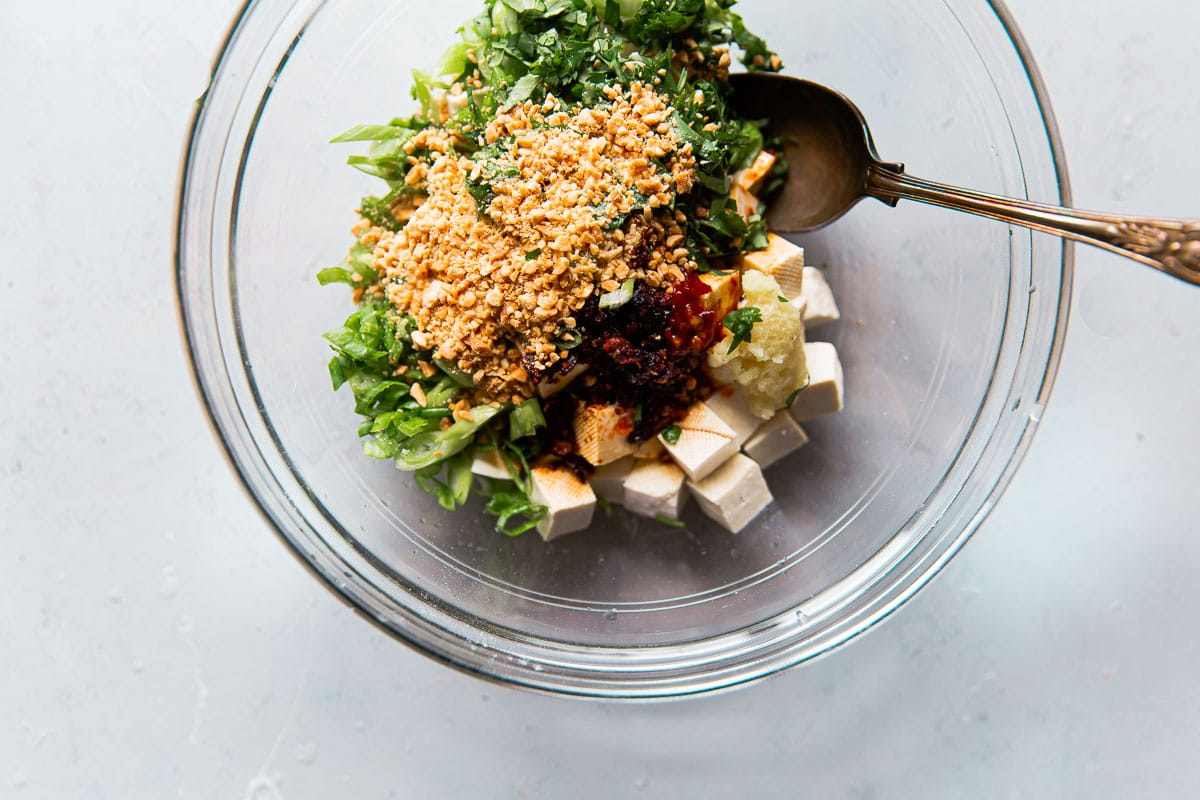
[799,266,840,327]
[789,342,845,421]
[632,437,665,461]
[623,460,688,520]
[574,403,637,466]
[529,465,596,541]
[687,453,773,534]
[659,403,739,482]
[589,458,633,504]
[704,386,764,446]
[732,184,760,221]
[741,233,804,300]
[743,412,809,468]
[470,448,511,480]
[735,150,777,194]
[537,362,588,398]
[698,270,741,318]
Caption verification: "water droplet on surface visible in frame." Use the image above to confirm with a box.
[161,565,179,598]
[633,776,649,791]
[604,609,617,621]
[293,741,318,765]
[131,659,146,674]
[244,774,283,800]
[107,586,122,604]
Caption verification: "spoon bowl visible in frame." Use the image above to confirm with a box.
[728,73,898,232]
[731,72,1200,285]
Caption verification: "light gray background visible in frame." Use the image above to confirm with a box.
[3,1,1198,797]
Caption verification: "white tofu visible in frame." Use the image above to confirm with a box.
[704,387,764,445]
[743,411,809,468]
[470,448,511,480]
[632,437,665,461]
[623,460,688,520]
[732,183,760,221]
[537,362,588,398]
[741,233,804,300]
[687,453,773,534]
[799,266,840,327]
[789,341,845,421]
[659,403,739,482]
[735,150,777,194]
[529,465,596,541]
[573,402,637,466]
[589,458,633,504]
[698,270,741,318]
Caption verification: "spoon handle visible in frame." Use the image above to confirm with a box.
[867,166,1200,285]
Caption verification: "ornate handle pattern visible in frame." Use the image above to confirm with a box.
[1106,221,1200,284]
[867,165,1200,286]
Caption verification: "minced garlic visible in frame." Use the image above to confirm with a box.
[707,269,808,419]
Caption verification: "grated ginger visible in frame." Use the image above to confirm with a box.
[707,269,808,419]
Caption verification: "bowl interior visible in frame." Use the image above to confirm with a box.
[184,0,1068,693]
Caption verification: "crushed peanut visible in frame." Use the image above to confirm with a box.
[374,83,697,403]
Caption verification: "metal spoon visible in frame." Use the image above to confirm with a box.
[729,72,1200,285]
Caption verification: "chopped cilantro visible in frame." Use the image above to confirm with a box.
[722,306,762,354]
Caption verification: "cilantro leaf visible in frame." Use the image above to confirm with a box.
[722,306,762,354]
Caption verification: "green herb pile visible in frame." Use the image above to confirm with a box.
[321,0,783,535]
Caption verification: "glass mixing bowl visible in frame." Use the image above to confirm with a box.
[177,0,1072,697]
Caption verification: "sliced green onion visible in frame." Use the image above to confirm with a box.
[394,404,502,470]
[555,327,583,350]
[786,375,811,407]
[434,358,475,387]
[598,278,636,309]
